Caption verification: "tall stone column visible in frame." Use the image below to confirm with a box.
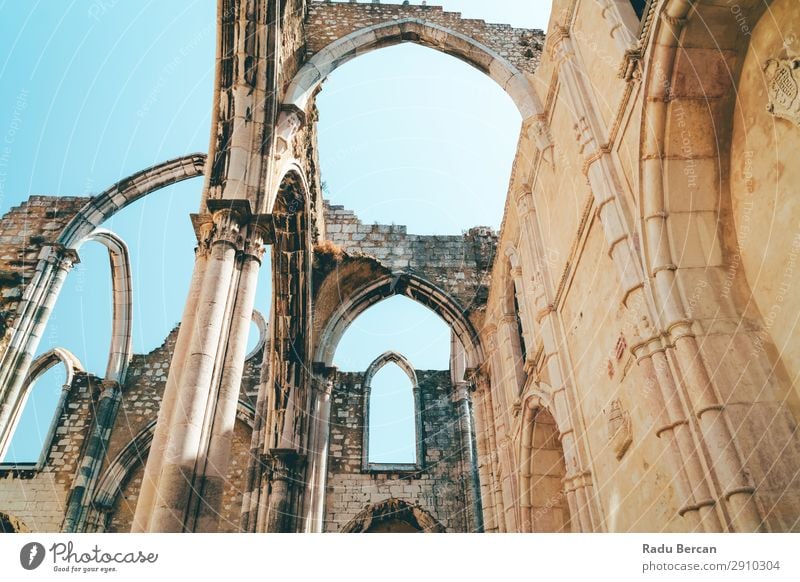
[303,363,336,533]
[483,326,520,531]
[0,245,79,459]
[476,363,507,532]
[468,371,498,532]
[631,334,719,532]
[671,323,763,531]
[265,450,302,532]
[62,379,122,532]
[189,222,266,532]
[453,381,484,532]
[132,235,211,532]
[136,202,267,532]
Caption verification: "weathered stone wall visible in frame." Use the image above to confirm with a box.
[0,196,89,353]
[305,1,544,75]
[477,0,800,533]
[323,201,496,311]
[324,369,471,532]
[0,320,263,533]
[96,326,263,532]
[106,418,253,533]
[731,0,800,409]
[0,372,100,532]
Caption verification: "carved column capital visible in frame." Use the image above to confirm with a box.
[193,201,275,260]
[547,25,571,59]
[98,379,122,401]
[515,185,534,216]
[267,448,306,481]
[311,362,337,396]
[466,366,491,393]
[38,244,80,271]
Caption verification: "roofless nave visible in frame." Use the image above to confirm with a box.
[1,0,799,533]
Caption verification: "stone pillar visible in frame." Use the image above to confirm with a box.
[453,381,484,532]
[303,364,336,533]
[239,358,271,532]
[62,379,122,532]
[138,202,267,532]
[469,371,498,532]
[189,223,266,532]
[132,236,210,532]
[265,449,302,533]
[484,327,518,531]
[478,364,507,532]
[0,245,79,459]
[671,323,763,532]
[632,334,719,532]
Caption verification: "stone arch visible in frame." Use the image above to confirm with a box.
[362,351,423,470]
[244,309,268,361]
[0,155,206,456]
[0,347,83,463]
[85,230,133,383]
[518,393,572,533]
[58,154,206,249]
[285,18,541,120]
[86,401,255,532]
[639,0,800,532]
[365,351,418,386]
[340,498,446,533]
[314,269,484,371]
[639,1,761,328]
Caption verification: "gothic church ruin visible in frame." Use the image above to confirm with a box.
[1,0,800,533]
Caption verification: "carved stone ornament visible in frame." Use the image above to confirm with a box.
[607,398,632,460]
[764,57,800,127]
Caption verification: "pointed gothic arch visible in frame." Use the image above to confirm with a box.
[362,351,423,470]
[0,155,205,460]
[286,18,541,120]
[0,348,83,465]
[314,265,484,371]
[519,393,572,533]
[340,498,446,533]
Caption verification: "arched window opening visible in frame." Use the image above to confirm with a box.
[1,360,67,465]
[365,362,418,466]
[333,295,451,372]
[500,253,529,396]
[513,289,527,364]
[316,43,520,235]
[520,405,571,533]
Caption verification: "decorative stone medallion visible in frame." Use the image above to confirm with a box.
[764,57,800,127]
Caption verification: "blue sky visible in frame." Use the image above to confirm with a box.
[0,0,550,463]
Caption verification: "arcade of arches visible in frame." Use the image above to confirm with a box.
[0,0,799,533]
